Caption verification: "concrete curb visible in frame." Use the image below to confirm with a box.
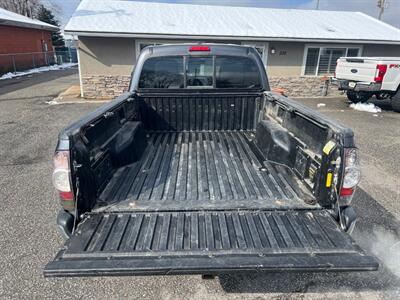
[292,96,347,100]
[51,84,113,104]
[47,98,111,105]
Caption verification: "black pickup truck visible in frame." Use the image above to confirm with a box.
[45,44,378,277]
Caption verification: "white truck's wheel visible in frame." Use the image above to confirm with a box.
[391,89,400,112]
[375,92,391,100]
[346,90,371,103]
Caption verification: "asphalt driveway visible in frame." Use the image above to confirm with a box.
[0,70,399,299]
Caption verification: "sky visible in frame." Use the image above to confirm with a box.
[45,0,400,31]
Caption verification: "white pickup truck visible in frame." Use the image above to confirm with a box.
[335,57,400,112]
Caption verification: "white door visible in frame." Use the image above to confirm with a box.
[242,42,268,65]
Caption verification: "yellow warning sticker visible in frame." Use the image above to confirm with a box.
[323,141,336,155]
[326,172,333,187]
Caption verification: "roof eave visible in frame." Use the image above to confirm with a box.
[0,19,58,31]
[65,30,400,45]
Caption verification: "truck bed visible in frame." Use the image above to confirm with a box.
[96,130,315,212]
[46,45,379,277]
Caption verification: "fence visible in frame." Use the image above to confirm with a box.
[0,48,78,75]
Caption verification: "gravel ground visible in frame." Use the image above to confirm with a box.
[0,70,399,299]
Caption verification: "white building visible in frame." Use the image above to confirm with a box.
[65,0,400,98]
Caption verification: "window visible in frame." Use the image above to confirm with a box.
[138,55,262,89]
[255,47,264,57]
[186,57,213,87]
[304,48,320,76]
[139,43,162,51]
[317,48,345,75]
[215,56,261,88]
[252,46,265,60]
[135,40,182,59]
[346,48,360,57]
[139,56,184,89]
[303,46,361,76]
[242,42,268,63]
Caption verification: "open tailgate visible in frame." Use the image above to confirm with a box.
[44,210,378,277]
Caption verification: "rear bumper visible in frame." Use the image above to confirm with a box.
[57,210,74,239]
[335,79,381,92]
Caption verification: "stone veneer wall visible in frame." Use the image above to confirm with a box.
[82,75,344,99]
[82,75,131,99]
[269,76,344,98]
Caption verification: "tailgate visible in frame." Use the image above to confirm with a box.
[336,58,377,82]
[44,210,378,277]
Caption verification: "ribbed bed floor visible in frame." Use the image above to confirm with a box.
[96,131,315,211]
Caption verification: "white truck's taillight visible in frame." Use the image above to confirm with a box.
[52,151,74,204]
[340,148,361,203]
[374,64,387,83]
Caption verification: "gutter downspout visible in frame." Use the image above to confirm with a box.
[75,36,84,98]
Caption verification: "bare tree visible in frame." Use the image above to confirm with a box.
[0,0,40,17]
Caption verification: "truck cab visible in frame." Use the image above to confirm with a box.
[45,44,378,277]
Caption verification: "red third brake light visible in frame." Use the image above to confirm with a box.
[374,64,387,82]
[189,45,210,52]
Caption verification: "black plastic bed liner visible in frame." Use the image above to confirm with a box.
[96,131,315,211]
[44,210,378,277]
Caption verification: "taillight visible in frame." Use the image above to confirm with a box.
[339,148,361,204]
[374,64,387,82]
[340,188,354,196]
[189,45,210,52]
[52,151,75,207]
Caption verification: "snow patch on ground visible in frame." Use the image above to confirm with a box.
[350,102,382,113]
[46,100,59,105]
[0,63,77,80]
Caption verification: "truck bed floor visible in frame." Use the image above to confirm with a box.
[96,131,315,212]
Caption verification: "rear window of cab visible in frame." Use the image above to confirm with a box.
[138,55,261,89]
